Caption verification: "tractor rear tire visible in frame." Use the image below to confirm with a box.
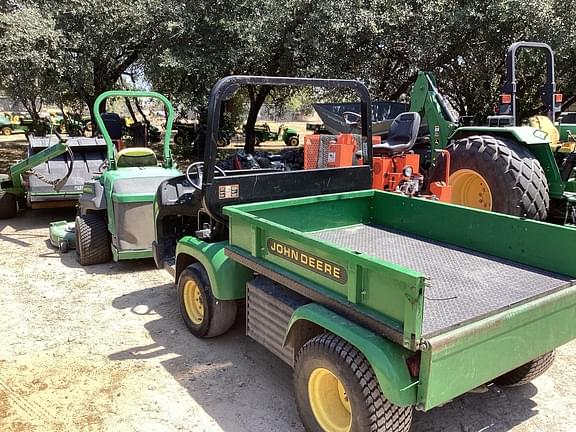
[431,135,549,220]
[75,213,111,266]
[0,192,17,219]
[494,351,556,387]
[177,263,238,338]
[294,333,413,432]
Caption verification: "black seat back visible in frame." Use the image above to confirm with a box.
[101,112,124,140]
[373,112,421,155]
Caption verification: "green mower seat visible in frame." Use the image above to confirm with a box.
[116,147,158,168]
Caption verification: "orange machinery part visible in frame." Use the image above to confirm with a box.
[429,150,452,203]
[372,154,420,191]
[304,133,381,169]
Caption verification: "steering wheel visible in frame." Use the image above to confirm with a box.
[186,161,226,191]
[342,111,362,127]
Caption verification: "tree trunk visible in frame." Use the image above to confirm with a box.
[244,86,271,153]
[125,98,137,122]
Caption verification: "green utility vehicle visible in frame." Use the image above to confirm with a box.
[154,76,576,432]
[73,90,180,265]
[251,122,299,146]
[0,112,32,135]
[406,42,575,225]
[173,121,234,147]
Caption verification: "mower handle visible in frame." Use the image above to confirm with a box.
[93,90,175,169]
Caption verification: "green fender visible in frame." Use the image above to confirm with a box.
[451,125,550,145]
[175,236,253,300]
[284,303,418,407]
[451,126,566,199]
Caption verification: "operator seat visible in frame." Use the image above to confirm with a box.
[373,112,421,155]
[116,147,158,168]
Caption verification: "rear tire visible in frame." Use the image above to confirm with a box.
[431,135,549,220]
[177,263,238,338]
[288,136,299,146]
[294,333,412,432]
[494,351,556,387]
[0,192,17,218]
[75,213,111,265]
[174,133,185,145]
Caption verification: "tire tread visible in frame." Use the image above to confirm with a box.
[495,350,556,387]
[75,213,111,265]
[296,333,412,432]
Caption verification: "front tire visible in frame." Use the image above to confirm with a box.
[494,351,556,387]
[0,192,17,218]
[431,135,549,220]
[75,213,111,265]
[177,263,238,338]
[295,333,412,432]
[1,126,12,136]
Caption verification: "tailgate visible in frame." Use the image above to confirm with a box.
[418,283,576,410]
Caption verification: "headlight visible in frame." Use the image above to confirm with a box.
[402,165,413,177]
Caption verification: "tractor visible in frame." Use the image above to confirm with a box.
[71,90,180,265]
[250,122,299,146]
[305,41,575,225]
[0,112,33,135]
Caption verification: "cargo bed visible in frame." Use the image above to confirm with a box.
[224,189,576,346]
[310,223,573,337]
[223,189,576,409]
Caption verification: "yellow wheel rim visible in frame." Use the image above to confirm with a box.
[308,368,352,432]
[449,169,493,211]
[183,280,204,325]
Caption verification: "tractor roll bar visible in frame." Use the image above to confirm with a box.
[203,75,373,188]
[502,41,559,124]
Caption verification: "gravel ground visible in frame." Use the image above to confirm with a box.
[0,135,575,431]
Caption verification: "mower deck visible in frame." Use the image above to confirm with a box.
[310,223,574,337]
[27,137,106,203]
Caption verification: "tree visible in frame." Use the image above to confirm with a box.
[0,0,180,132]
[0,6,62,124]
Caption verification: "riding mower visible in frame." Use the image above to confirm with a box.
[60,91,180,265]
[0,112,33,135]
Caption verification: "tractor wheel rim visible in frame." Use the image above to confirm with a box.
[183,280,204,324]
[449,169,493,211]
[308,368,351,432]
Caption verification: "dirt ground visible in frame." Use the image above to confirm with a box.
[0,211,574,432]
[0,135,575,432]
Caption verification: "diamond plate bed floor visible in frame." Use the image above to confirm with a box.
[309,224,575,337]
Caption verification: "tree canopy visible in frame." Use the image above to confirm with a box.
[0,0,574,142]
